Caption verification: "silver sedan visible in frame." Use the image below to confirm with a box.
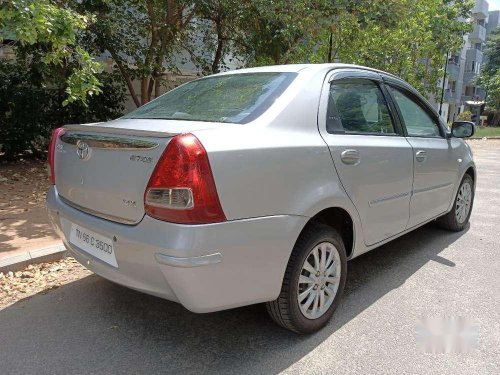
[46,64,475,333]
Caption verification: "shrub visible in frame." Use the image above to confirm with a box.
[0,60,126,160]
[456,111,472,121]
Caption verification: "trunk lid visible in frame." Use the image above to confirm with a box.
[55,119,227,224]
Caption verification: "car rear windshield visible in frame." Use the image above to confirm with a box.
[123,72,297,124]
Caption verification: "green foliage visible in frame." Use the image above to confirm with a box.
[0,60,125,159]
[236,0,473,98]
[235,1,326,65]
[456,111,472,121]
[186,0,245,74]
[478,27,500,126]
[0,0,103,104]
[74,0,196,106]
[177,0,471,100]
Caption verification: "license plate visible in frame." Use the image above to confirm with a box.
[69,224,118,268]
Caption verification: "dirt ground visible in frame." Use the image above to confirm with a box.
[0,257,91,310]
[0,160,60,260]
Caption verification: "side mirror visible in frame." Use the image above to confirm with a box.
[451,121,475,138]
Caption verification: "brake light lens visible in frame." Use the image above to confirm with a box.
[48,127,65,184]
[145,133,226,224]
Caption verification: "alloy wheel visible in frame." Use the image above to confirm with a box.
[455,181,472,224]
[297,242,341,320]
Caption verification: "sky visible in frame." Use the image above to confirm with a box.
[490,0,500,11]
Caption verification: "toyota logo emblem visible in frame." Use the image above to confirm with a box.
[76,141,91,160]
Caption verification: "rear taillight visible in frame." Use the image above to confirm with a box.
[144,133,226,224]
[48,127,65,185]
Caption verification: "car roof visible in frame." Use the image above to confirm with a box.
[215,63,414,92]
[216,63,401,80]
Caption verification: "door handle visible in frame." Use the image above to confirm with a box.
[415,150,427,162]
[341,149,360,165]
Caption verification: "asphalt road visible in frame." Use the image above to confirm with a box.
[1,141,499,375]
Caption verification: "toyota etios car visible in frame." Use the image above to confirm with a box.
[46,64,475,333]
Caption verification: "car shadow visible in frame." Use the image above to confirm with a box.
[0,222,468,375]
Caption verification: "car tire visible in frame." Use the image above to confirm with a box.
[437,174,474,232]
[266,223,347,334]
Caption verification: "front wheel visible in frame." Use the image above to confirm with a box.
[437,174,474,231]
[266,223,347,334]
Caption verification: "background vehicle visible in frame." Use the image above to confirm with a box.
[46,64,475,333]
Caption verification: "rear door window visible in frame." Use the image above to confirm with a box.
[327,79,396,135]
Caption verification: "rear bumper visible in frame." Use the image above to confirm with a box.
[46,186,306,312]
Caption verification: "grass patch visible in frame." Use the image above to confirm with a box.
[472,126,500,138]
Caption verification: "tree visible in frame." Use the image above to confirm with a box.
[75,0,197,107]
[237,0,331,66]
[314,0,473,97]
[0,58,125,159]
[478,27,500,126]
[456,111,472,121]
[186,0,330,72]
[232,0,472,97]
[0,0,102,104]
[185,0,244,75]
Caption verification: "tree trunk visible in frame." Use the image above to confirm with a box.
[154,77,161,98]
[212,20,224,74]
[108,48,141,108]
[212,38,224,73]
[327,32,333,63]
[141,78,150,105]
[147,77,155,100]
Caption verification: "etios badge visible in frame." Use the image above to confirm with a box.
[76,141,91,160]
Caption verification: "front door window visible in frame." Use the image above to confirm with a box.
[388,87,441,138]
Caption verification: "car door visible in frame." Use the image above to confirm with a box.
[318,69,414,246]
[385,83,457,228]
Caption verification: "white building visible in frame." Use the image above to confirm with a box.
[435,0,499,123]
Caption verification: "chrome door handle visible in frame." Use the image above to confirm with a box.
[415,150,427,162]
[341,149,360,165]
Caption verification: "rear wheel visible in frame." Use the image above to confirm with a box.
[266,223,347,334]
[437,174,474,231]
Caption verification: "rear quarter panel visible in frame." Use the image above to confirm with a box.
[196,126,354,220]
